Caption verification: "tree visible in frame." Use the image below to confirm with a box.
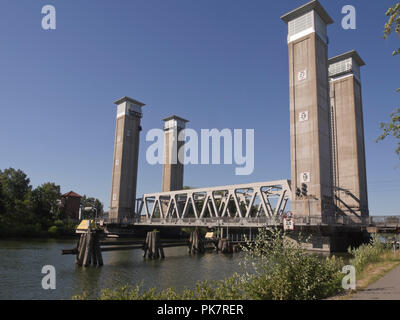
[384,3,400,59]
[0,181,5,215]
[32,182,61,223]
[0,168,31,211]
[377,3,400,157]
[377,109,400,156]
[80,195,104,217]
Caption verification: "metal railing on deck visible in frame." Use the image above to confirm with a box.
[100,214,399,227]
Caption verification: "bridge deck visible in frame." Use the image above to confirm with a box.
[102,215,400,232]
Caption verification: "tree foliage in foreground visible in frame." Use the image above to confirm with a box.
[378,3,400,157]
[384,3,400,58]
[377,109,400,156]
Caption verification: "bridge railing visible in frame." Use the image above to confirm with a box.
[101,214,383,227]
[103,217,279,225]
[367,216,400,227]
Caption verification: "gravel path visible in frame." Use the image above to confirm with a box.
[351,264,400,300]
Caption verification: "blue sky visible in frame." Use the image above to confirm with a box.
[0,0,399,215]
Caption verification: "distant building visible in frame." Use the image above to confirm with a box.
[60,191,82,220]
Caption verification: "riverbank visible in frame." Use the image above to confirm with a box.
[75,229,345,300]
[0,221,77,239]
[331,251,400,300]
[74,232,399,301]
[0,229,77,239]
[0,234,77,241]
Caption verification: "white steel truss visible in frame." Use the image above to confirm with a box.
[135,180,291,226]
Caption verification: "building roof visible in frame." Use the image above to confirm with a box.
[328,50,366,67]
[114,96,146,107]
[281,0,334,25]
[61,191,82,198]
[163,115,189,123]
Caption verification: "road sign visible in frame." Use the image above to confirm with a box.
[283,212,295,231]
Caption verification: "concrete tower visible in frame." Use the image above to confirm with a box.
[281,0,334,219]
[329,51,369,220]
[162,115,188,192]
[109,96,145,221]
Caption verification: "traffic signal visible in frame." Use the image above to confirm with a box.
[301,183,308,196]
[296,188,301,198]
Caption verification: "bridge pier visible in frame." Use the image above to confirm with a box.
[75,230,103,267]
[217,239,235,253]
[287,226,370,252]
[143,231,165,259]
[188,228,204,254]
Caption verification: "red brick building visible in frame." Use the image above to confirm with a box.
[60,191,82,220]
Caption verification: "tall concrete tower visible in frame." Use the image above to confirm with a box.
[281,0,334,219]
[109,96,145,221]
[162,115,188,192]
[329,51,369,219]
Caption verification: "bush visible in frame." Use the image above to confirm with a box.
[75,277,246,301]
[55,222,77,236]
[239,228,344,300]
[54,220,64,227]
[348,235,387,272]
[74,228,345,300]
[0,218,45,238]
[48,226,58,234]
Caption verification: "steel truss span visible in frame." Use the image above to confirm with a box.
[133,180,292,227]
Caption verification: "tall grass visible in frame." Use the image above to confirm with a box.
[348,235,387,273]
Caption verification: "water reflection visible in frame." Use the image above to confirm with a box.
[0,239,349,300]
[0,239,244,300]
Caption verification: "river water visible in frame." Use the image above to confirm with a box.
[0,239,244,300]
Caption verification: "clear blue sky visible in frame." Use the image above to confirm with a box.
[0,0,399,215]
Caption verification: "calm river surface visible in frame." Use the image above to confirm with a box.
[0,238,244,300]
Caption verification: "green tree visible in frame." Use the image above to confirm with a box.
[0,168,32,212]
[378,3,400,156]
[377,109,400,156]
[0,181,5,215]
[384,3,400,58]
[32,182,61,224]
[80,195,104,217]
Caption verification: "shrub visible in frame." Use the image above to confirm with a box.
[48,225,58,234]
[54,220,64,227]
[74,228,344,300]
[239,228,344,300]
[348,234,387,272]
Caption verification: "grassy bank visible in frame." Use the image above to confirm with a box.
[332,249,400,300]
[73,231,399,300]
